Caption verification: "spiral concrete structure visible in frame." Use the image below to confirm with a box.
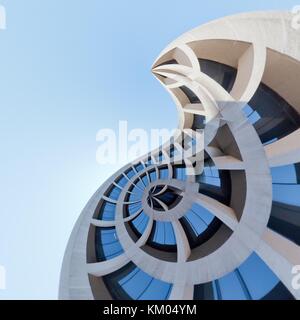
[59,11,300,300]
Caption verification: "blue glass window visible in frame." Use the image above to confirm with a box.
[214,271,248,300]
[268,163,300,245]
[151,221,176,246]
[271,163,300,207]
[118,266,172,300]
[125,168,135,179]
[149,170,157,182]
[238,253,278,300]
[115,175,128,188]
[135,179,146,190]
[159,167,169,180]
[144,157,153,167]
[128,189,143,202]
[212,253,282,300]
[271,165,298,184]
[169,146,175,158]
[243,105,261,125]
[174,166,187,181]
[248,111,261,124]
[272,186,300,205]
[134,163,144,173]
[106,185,122,201]
[98,201,116,221]
[141,174,149,187]
[131,211,149,235]
[156,152,164,163]
[128,180,145,202]
[127,202,142,216]
[198,59,237,93]
[192,115,206,130]
[184,204,214,236]
[128,180,144,202]
[95,227,124,261]
[169,145,181,159]
[268,201,300,246]
[199,164,221,187]
[248,83,300,144]
[243,104,254,117]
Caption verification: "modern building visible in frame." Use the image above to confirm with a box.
[59,11,300,300]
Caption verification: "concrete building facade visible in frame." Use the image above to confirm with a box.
[59,11,300,300]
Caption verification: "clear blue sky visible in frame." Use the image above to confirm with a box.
[0,0,298,300]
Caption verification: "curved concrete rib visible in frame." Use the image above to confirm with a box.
[177,44,201,72]
[265,129,300,167]
[183,103,206,115]
[231,43,267,102]
[136,217,154,247]
[87,254,130,277]
[213,155,245,170]
[172,220,191,262]
[91,209,142,228]
[153,69,220,122]
[90,219,116,228]
[102,195,142,205]
[101,196,118,204]
[193,193,238,230]
[168,283,194,300]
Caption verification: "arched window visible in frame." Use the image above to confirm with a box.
[98,201,116,221]
[268,163,300,245]
[194,253,294,300]
[95,227,124,261]
[104,262,172,300]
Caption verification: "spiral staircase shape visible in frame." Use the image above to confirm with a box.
[59,11,300,300]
